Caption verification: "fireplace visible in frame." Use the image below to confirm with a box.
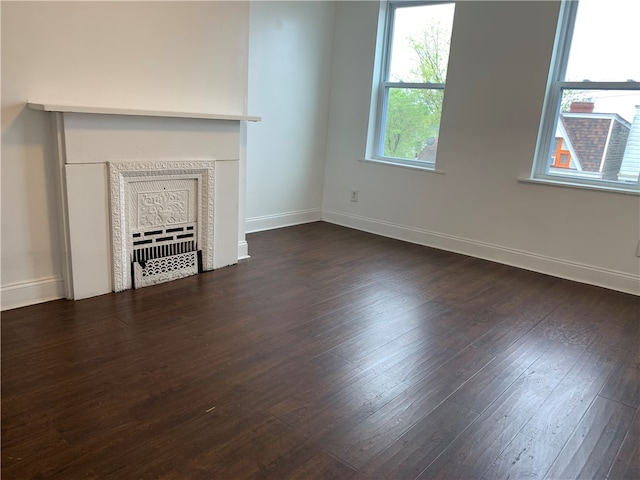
[28,102,259,300]
[109,159,215,291]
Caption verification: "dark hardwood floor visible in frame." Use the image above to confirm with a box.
[2,222,639,479]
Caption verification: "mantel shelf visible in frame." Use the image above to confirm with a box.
[26,102,261,122]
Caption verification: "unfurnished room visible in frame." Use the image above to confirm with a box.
[1,1,639,478]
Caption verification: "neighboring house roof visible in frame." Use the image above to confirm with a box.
[559,113,631,177]
[555,120,582,171]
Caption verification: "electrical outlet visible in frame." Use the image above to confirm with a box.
[350,189,359,202]
[636,240,640,257]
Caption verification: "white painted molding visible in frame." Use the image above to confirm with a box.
[246,209,322,233]
[322,209,640,296]
[238,240,250,260]
[1,277,65,311]
[108,159,216,292]
[27,102,261,123]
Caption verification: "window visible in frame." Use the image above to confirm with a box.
[370,1,455,169]
[532,0,640,191]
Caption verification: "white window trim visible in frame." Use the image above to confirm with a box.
[366,0,454,172]
[518,176,640,196]
[530,0,640,193]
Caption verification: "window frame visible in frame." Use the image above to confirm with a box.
[371,0,454,170]
[531,0,640,193]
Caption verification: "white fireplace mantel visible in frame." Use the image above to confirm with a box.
[27,102,261,123]
[29,102,260,300]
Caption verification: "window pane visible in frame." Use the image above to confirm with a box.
[388,3,455,83]
[382,87,444,160]
[546,89,640,183]
[565,0,640,82]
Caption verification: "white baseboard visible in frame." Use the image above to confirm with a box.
[238,240,250,260]
[5,212,636,311]
[1,276,65,311]
[322,209,640,296]
[246,208,322,233]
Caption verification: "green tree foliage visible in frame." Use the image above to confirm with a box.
[383,20,450,159]
[384,89,443,158]
[411,22,448,84]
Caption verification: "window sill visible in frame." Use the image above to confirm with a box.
[361,157,446,174]
[517,176,640,196]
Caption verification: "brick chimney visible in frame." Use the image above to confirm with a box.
[569,101,595,113]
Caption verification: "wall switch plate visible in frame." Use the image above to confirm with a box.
[351,189,359,202]
[636,240,640,257]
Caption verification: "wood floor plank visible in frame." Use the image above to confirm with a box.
[519,347,619,449]
[327,302,450,364]
[247,439,357,480]
[320,346,494,468]
[470,308,554,355]
[348,326,450,382]
[415,342,585,479]
[543,396,636,479]
[448,332,552,414]
[607,409,640,480]
[268,370,407,437]
[481,433,558,480]
[288,287,428,349]
[599,361,640,409]
[2,221,638,479]
[351,399,479,480]
[480,347,621,479]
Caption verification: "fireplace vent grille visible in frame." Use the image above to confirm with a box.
[130,222,200,288]
[133,251,199,288]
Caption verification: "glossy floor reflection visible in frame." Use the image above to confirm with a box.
[2,222,638,479]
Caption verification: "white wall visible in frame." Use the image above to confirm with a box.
[1,1,250,309]
[3,0,638,310]
[322,1,640,294]
[246,1,335,232]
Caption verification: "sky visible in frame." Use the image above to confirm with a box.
[566,0,640,122]
[389,0,640,123]
[388,3,454,83]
